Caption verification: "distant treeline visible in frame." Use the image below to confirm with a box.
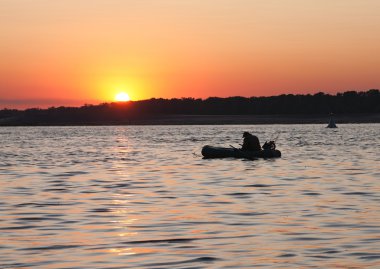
[1,89,379,125]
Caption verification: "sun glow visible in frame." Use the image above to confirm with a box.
[115,92,131,102]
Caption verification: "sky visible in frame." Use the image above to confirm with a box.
[1,0,380,108]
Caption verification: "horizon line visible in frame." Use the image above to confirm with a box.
[1,89,379,111]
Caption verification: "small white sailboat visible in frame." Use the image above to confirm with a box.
[327,114,337,128]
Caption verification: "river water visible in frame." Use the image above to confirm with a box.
[0,124,379,268]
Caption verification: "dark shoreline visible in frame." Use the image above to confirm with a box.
[1,113,379,126]
[1,90,379,126]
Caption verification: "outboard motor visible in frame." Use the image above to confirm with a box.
[262,141,276,150]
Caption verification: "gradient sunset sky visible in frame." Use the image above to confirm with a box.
[1,0,380,108]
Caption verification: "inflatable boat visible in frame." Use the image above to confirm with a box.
[201,145,281,159]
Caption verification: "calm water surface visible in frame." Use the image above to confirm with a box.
[0,124,379,268]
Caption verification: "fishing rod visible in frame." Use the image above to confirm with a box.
[271,133,281,143]
[230,145,241,151]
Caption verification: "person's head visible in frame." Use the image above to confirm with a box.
[243,132,251,138]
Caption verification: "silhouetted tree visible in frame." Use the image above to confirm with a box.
[0,89,379,125]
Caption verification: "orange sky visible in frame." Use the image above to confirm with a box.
[1,0,380,108]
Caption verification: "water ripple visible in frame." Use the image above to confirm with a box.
[0,124,379,268]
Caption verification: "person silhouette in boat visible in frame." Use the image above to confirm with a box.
[242,132,262,151]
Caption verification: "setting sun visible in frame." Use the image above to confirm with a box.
[115,92,131,102]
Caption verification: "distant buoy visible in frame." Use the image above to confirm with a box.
[327,114,337,128]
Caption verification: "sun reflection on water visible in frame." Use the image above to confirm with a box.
[1,125,379,268]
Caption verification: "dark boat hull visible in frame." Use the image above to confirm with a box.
[201,145,281,159]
